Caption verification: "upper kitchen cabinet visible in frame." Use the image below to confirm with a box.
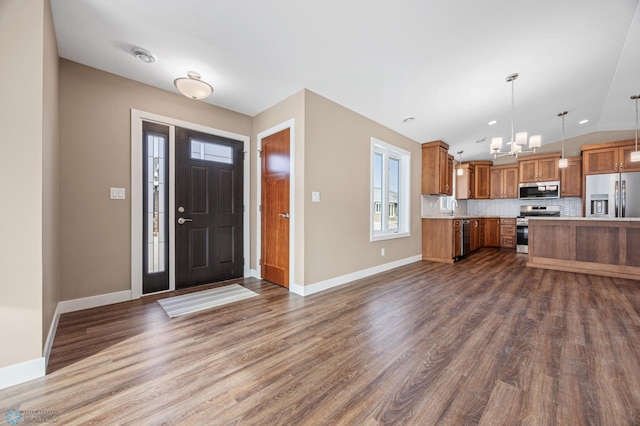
[422,140,452,195]
[560,156,582,197]
[456,161,492,200]
[518,153,560,183]
[490,164,518,199]
[582,140,640,174]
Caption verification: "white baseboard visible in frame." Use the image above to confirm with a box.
[58,290,132,314]
[290,255,422,296]
[43,303,61,369]
[0,357,45,390]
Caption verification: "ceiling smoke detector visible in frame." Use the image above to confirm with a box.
[132,47,156,63]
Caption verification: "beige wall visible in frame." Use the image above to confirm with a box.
[42,0,60,346]
[0,0,45,368]
[304,91,422,285]
[252,89,422,287]
[58,60,252,300]
[251,90,306,283]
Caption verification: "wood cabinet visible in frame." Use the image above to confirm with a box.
[484,217,501,247]
[528,219,640,280]
[422,218,459,263]
[455,164,474,200]
[560,156,582,197]
[474,162,492,199]
[500,218,516,249]
[456,161,492,200]
[446,154,454,196]
[422,141,452,195]
[518,153,560,183]
[582,140,640,174]
[453,219,461,258]
[470,218,481,252]
[490,165,518,199]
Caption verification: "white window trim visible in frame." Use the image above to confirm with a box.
[370,138,411,241]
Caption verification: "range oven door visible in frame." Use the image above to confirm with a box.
[516,223,528,253]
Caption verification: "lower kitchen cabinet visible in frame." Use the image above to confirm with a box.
[500,218,516,250]
[422,218,457,263]
[484,217,501,247]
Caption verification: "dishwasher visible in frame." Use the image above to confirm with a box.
[461,219,471,257]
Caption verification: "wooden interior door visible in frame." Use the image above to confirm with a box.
[175,127,244,288]
[261,128,290,288]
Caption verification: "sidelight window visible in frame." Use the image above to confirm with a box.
[371,138,410,241]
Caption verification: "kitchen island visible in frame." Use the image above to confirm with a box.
[527,217,640,280]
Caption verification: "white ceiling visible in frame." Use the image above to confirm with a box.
[50,0,640,160]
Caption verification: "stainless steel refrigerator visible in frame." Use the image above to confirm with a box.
[586,172,640,218]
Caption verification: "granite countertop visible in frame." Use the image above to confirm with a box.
[421,215,516,219]
[528,216,640,222]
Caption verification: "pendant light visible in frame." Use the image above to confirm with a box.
[174,71,213,100]
[457,151,464,176]
[490,73,542,158]
[558,111,568,168]
[632,95,640,162]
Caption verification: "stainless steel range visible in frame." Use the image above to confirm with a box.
[516,205,561,253]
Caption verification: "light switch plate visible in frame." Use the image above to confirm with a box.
[312,191,321,202]
[110,187,126,200]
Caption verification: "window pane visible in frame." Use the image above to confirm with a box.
[388,157,399,231]
[190,139,233,164]
[373,153,383,231]
[146,133,167,273]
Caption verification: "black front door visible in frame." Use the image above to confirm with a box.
[175,127,243,288]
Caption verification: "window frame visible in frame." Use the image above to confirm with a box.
[370,138,411,241]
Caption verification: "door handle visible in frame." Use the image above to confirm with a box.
[177,217,193,225]
[278,213,290,219]
[622,180,626,217]
[615,180,619,217]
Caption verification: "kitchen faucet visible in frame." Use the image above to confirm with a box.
[450,199,458,216]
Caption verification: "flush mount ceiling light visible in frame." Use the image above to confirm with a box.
[174,71,213,100]
[487,120,498,126]
[579,119,589,125]
[402,116,415,124]
[632,94,640,162]
[131,47,156,63]
[490,73,542,158]
[557,111,569,169]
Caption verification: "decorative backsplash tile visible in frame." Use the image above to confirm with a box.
[467,197,582,217]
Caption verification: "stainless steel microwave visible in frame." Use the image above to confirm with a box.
[518,181,560,199]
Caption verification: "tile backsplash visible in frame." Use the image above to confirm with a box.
[421,195,583,217]
[467,197,582,217]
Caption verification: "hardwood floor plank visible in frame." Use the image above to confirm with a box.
[2,250,640,424]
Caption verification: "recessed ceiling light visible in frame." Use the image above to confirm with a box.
[488,120,497,126]
[579,119,589,125]
[131,47,156,63]
[402,116,415,124]
[476,138,486,144]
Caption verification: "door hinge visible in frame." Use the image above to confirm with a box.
[259,204,262,212]
[258,150,262,158]
[259,258,262,266]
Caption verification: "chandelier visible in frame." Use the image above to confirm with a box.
[490,73,541,158]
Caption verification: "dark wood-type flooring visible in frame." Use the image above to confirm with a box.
[2,249,640,425]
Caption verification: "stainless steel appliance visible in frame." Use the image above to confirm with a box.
[586,172,640,218]
[519,181,560,199]
[461,219,470,256]
[516,205,561,254]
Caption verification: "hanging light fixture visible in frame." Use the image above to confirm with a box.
[558,111,568,168]
[174,71,213,100]
[457,151,464,176]
[631,94,640,162]
[490,73,542,158]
